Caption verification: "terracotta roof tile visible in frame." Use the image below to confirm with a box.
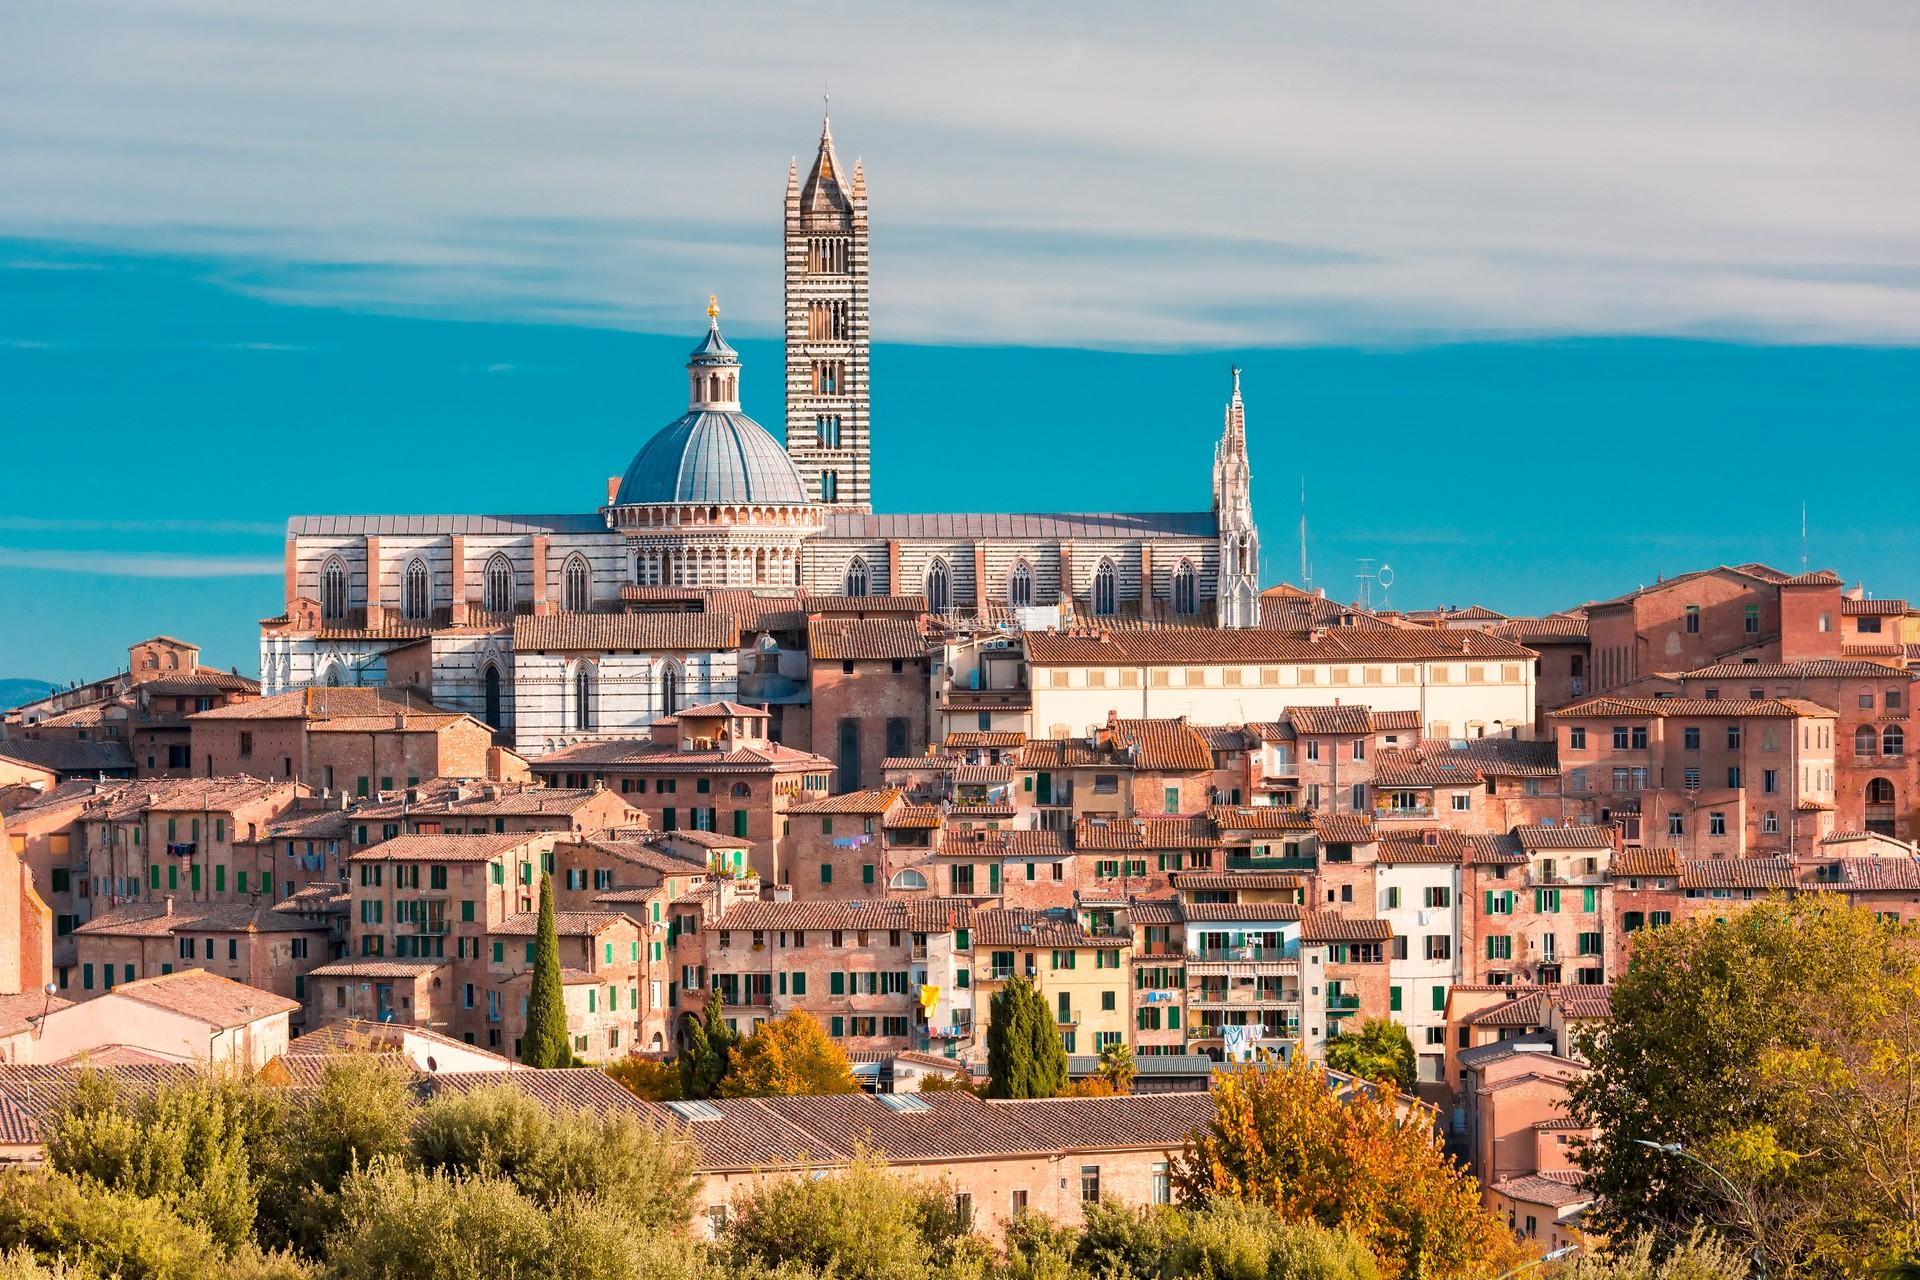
[1842,598,1908,616]
[1110,718,1214,772]
[1301,913,1392,943]
[1514,824,1616,851]
[944,731,1025,748]
[1378,832,1468,865]
[109,968,299,1025]
[1488,1171,1591,1207]
[971,908,1129,949]
[344,832,533,863]
[787,788,901,815]
[1677,660,1913,681]
[1170,872,1303,891]
[513,613,738,651]
[309,959,451,979]
[1313,812,1376,845]
[74,902,320,937]
[491,911,629,936]
[1287,705,1373,736]
[1679,858,1799,890]
[1179,902,1304,923]
[1491,616,1590,642]
[190,685,448,722]
[1610,847,1680,877]
[532,737,830,773]
[713,898,973,933]
[1552,696,1834,719]
[1209,805,1316,832]
[808,618,927,661]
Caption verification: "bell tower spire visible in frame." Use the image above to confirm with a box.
[784,107,872,511]
[1214,367,1259,627]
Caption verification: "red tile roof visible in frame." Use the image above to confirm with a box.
[1109,717,1214,771]
[491,911,630,936]
[1208,805,1315,832]
[1513,824,1616,851]
[108,968,300,1025]
[1676,660,1913,680]
[1610,847,1680,877]
[1842,598,1908,616]
[344,832,534,863]
[1313,813,1375,845]
[1678,858,1799,890]
[1551,696,1834,719]
[972,908,1130,949]
[712,898,974,933]
[1301,913,1392,943]
[808,618,927,661]
[1287,705,1373,736]
[787,788,901,815]
[513,613,739,651]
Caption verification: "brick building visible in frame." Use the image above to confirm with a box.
[189,685,498,790]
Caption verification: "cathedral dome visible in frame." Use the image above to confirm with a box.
[613,302,810,507]
[615,409,809,505]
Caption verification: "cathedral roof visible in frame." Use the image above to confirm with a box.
[615,409,809,506]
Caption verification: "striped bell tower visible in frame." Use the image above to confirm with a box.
[784,108,872,512]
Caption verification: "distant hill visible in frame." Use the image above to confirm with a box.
[0,678,57,712]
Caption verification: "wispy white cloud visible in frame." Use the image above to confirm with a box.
[1,1,1915,347]
[0,516,283,536]
[0,547,281,577]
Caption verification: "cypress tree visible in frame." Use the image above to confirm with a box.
[988,976,1067,1099]
[679,984,736,1099]
[1024,979,1069,1097]
[520,872,574,1067]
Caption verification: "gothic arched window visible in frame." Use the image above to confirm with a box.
[571,662,594,732]
[844,557,869,597]
[483,554,515,615]
[562,553,591,612]
[321,557,348,621]
[483,664,503,730]
[822,470,840,503]
[402,558,431,621]
[1173,560,1198,615]
[1008,559,1033,609]
[925,558,951,614]
[660,663,683,718]
[1093,558,1118,617]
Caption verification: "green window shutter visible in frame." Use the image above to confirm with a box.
[631,941,639,961]
[989,864,1001,892]
[1169,1008,1180,1029]
[778,972,787,996]
[167,865,177,890]
[1486,936,1498,959]
[1432,985,1446,1012]
[191,865,201,892]
[525,943,536,963]
[461,900,475,922]
[1390,985,1403,1012]
[492,942,504,963]
[862,863,874,885]
[821,863,832,885]
[262,871,273,896]
[830,972,845,996]
[734,810,750,837]
[605,942,614,964]
[150,865,160,890]
[1485,890,1493,914]
[237,872,248,894]
[830,1016,844,1037]
[588,989,596,1012]
[1584,887,1598,913]
[83,964,94,990]
[491,864,503,885]
[793,972,807,995]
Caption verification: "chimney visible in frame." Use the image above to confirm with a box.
[164,895,175,915]
[607,476,620,505]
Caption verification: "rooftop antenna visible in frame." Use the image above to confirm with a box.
[1355,558,1378,612]
[1299,477,1312,590]
[1800,500,1808,572]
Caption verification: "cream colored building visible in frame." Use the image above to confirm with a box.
[1023,629,1539,743]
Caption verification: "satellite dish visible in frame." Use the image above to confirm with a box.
[426,1055,438,1073]
[1376,565,1395,589]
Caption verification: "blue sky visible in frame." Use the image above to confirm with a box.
[3,3,1918,679]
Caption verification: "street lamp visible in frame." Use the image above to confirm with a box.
[1634,1140,1767,1280]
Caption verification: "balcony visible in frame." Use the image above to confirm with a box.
[1375,804,1434,820]
[1189,990,1299,1011]
[1226,854,1317,872]
[942,688,1032,712]
[1325,993,1361,1012]
[723,992,773,1008]
[1194,945,1298,963]
[1138,944,1183,958]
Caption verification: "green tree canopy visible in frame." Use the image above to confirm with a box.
[986,976,1068,1100]
[720,1010,861,1097]
[1570,895,1920,1277]
[678,984,738,1100]
[1178,1058,1522,1280]
[1324,1018,1415,1094]
[520,872,575,1068]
